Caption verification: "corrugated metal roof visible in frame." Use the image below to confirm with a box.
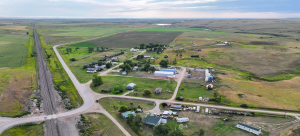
[237,122,260,131]
[144,115,161,124]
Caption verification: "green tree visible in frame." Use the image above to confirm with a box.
[159,60,168,67]
[168,129,184,136]
[88,47,94,53]
[100,46,105,52]
[213,90,219,97]
[143,90,152,96]
[106,62,112,69]
[149,66,156,73]
[92,74,103,87]
[173,58,177,64]
[118,105,128,112]
[143,63,150,71]
[154,124,171,135]
[137,105,143,110]
[139,43,145,49]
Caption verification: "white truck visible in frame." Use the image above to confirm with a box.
[205,108,209,114]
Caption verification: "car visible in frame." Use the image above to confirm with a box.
[223,118,229,121]
[95,100,99,103]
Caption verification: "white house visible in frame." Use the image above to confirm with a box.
[236,122,261,135]
[130,48,138,52]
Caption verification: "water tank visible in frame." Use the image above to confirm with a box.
[188,74,191,78]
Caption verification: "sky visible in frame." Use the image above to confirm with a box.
[0,0,300,18]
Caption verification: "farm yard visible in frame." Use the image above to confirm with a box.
[87,31,183,48]
[91,76,176,99]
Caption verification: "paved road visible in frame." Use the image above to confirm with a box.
[1,30,300,135]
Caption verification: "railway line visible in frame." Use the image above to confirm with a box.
[33,24,61,136]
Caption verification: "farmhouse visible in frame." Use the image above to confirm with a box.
[87,68,96,73]
[236,122,261,135]
[126,83,136,90]
[121,111,136,119]
[154,71,174,77]
[144,115,162,126]
[130,48,138,52]
[154,88,162,94]
[161,69,176,74]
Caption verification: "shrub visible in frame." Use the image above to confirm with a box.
[240,104,248,108]
[70,58,76,61]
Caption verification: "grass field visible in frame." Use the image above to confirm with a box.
[87,31,183,48]
[137,27,224,33]
[58,47,127,83]
[91,76,176,99]
[176,82,214,101]
[40,36,83,109]
[43,36,89,46]
[66,42,97,47]
[49,26,134,37]
[0,122,44,136]
[99,98,155,136]
[83,113,125,136]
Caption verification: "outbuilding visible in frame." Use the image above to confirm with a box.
[121,111,136,119]
[154,71,174,77]
[87,68,97,73]
[154,88,162,94]
[236,122,261,135]
[144,115,162,126]
[170,105,182,110]
[126,83,136,90]
[176,117,189,123]
[161,69,176,74]
[133,66,138,71]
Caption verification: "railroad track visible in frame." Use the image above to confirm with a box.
[33,24,61,136]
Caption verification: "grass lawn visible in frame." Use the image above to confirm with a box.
[99,98,156,136]
[91,76,176,99]
[176,82,214,101]
[50,26,133,37]
[0,122,44,136]
[83,113,125,136]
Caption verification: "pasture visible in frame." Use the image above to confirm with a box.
[91,76,176,99]
[87,31,183,48]
[99,98,156,136]
[0,122,44,136]
[48,26,134,37]
[83,113,125,136]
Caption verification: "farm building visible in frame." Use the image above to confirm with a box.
[236,122,261,135]
[170,105,182,110]
[137,109,143,113]
[176,117,189,123]
[144,115,162,126]
[144,56,150,58]
[133,66,138,71]
[126,83,136,90]
[161,69,176,74]
[130,48,138,52]
[224,42,230,45]
[196,106,200,112]
[111,69,122,72]
[121,111,136,119]
[112,62,118,65]
[154,88,162,94]
[154,71,174,77]
[87,68,96,73]
[111,57,118,60]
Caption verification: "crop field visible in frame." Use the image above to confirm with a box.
[91,76,176,99]
[83,113,125,136]
[48,26,134,37]
[43,36,89,45]
[99,98,156,136]
[0,122,44,136]
[66,42,98,47]
[137,27,223,33]
[87,31,183,48]
[58,47,127,83]
[0,34,29,68]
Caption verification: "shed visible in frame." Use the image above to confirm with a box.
[144,115,162,126]
[130,48,138,52]
[154,88,162,94]
[144,56,150,58]
[126,83,136,90]
[111,57,118,60]
[196,106,200,112]
[111,69,122,72]
[112,62,118,65]
[121,111,136,119]
[133,66,138,71]
[170,105,182,110]
[154,71,174,77]
[236,122,261,135]
[161,69,176,74]
[87,68,96,73]
[137,109,143,113]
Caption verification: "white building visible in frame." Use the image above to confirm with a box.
[196,106,200,112]
[154,71,174,77]
[176,117,189,123]
[236,122,261,135]
[130,48,138,52]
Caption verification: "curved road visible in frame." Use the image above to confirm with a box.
[1,32,300,135]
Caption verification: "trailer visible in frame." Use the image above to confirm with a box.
[196,106,200,112]
[205,108,209,114]
[176,117,189,123]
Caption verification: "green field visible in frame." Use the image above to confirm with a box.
[0,35,29,68]
[0,122,44,136]
[49,26,134,37]
[99,98,156,136]
[66,42,97,47]
[137,27,222,33]
[83,113,125,136]
[176,82,214,101]
[43,36,88,46]
[91,76,176,99]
